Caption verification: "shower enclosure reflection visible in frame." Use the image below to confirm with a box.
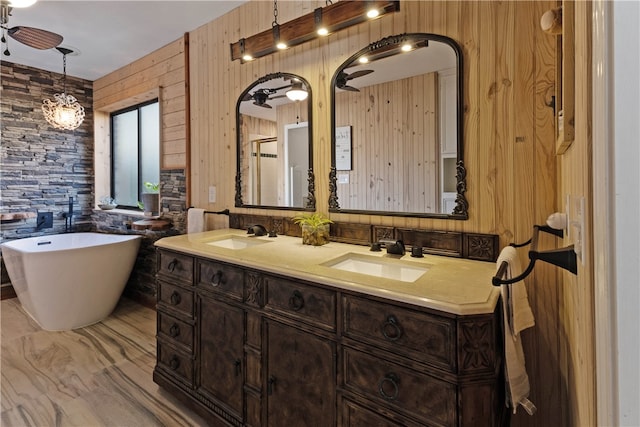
[236,73,314,210]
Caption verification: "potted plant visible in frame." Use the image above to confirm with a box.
[141,182,160,216]
[292,212,333,246]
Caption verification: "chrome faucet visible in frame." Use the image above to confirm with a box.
[378,239,406,255]
[247,224,268,237]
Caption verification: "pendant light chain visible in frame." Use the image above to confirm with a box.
[272,0,279,27]
[62,52,67,94]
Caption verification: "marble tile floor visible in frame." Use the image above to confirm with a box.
[1,297,211,427]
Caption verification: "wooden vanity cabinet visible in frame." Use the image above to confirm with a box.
[154,248,505,427]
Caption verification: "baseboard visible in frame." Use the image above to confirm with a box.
[1,283,17,300]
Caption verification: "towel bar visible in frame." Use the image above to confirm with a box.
[492,224,577,286]
[188,207,230,216]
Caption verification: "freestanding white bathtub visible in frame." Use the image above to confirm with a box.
[1,232,142,331]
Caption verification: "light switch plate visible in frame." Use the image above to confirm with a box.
[208,186,217,203]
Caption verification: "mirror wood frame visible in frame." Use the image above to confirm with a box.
[328,33,468,219]
[235,72,315,211]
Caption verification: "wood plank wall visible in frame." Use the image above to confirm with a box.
[90,1,595,425]
[93,37,188,170]
[334,73,439,212]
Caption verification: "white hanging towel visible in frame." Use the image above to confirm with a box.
[496,245,537,416]
[187,208,206,234]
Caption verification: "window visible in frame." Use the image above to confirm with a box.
[111,100,160,209]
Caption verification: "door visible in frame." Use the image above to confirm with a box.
[198,295,244,419]
[265,319,336,427]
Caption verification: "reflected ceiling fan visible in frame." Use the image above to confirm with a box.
[335,69,373,92]
[1,0,63,56]
[242,84,290,109]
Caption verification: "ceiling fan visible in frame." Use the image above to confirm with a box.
[335,69,373,92]
[1,0,63,56]
[242,85,290,109]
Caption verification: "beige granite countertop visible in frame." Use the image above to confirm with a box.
[155,229,500,316]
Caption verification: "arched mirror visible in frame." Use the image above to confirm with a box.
[329,33,468,219]
[236,72,315,210]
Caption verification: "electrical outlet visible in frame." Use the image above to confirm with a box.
[208,186,217,203]
[566,194,585,265]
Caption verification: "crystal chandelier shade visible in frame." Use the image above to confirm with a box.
[41,47,85,130]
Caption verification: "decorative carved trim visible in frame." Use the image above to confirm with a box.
[464,233,500,262]
[453,160,469,218]
[245,272,264,307]
[458,319,496,374]
[234,174,243,207]
[373,226,394,242]
[328,167,339,209]
[306,169,316,209]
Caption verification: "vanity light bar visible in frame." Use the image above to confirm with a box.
[230,0,400,63]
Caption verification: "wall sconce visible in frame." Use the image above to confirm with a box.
[230,0,400,63]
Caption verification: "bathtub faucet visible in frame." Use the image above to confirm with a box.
[62,196,74,232]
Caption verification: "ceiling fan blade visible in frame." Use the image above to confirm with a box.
[241,93,253,101]
[346,69,373,80]
[253,100,272,109]
[8,26,63,50]
[342,85,360,92]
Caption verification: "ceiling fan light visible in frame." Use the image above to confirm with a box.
[42,93,85,130]
[286,81,308,101]
[8,0,37,8]
[286,89,307,102]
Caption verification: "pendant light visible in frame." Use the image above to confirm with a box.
[42,47,85,130]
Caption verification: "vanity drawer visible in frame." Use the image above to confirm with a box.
[157,250,194,284]
[158,312,194,352]
[157,281,194,317]
[340,396,425,427]
[264,276,336,331]
[157,341,194,387]
[342,347,456,427]
[196,260,244,301]
[342,295,456,372]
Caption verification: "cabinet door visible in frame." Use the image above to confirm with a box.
[198,295,244,419]
[265,320,336,427]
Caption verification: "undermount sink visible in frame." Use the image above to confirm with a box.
[206,236,270,250]
[323,253,430,283]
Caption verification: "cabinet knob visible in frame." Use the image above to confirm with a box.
[169,323,180,338]
[167,259,179,272]
[381,315,403,341]
[288,290,305,311]
[169,356,180,371]
[378,373,400,401]
[170,291,182,305]
[211,270,225,287]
